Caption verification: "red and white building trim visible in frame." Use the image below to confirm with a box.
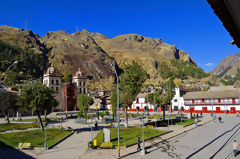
[171,87,240,114]
[130,93,155,112]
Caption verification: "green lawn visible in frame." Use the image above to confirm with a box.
[147,118,200,127]
[94,127,168,147]
[0,128,72,148]
[14,117,60,123]
[149,114,178,119]
[0,123,39,132]
[175,119,200,126]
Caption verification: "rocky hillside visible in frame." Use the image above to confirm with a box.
[212,52,240,77]
[0,25,208,88]
[40,29,115,80]
[91,33,198,84]
[0,25,48,54]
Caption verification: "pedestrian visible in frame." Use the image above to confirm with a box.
[233,140,238,157]
[95,122,98,130]
[195,118,198,127]
[197,114,199,118]
[218,116,222,123]
[227,109,229,114]
[137,137,141,151]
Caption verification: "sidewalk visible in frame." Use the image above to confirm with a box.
[81,116,212,159]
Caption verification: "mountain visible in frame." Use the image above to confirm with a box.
[212,52,240,77]
[0,25,208,89]
[0,25,48,54]
[40,29,115,80]
[91,33,206,85]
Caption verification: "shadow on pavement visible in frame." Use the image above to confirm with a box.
[0,141,35,159]
[118,150,140,159]
[75,126,104,133]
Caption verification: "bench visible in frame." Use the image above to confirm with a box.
[135,124,141,127]
[13,125,20,130]
[100,142,113,149]
[147,125,153,128]
[18,143,31,149]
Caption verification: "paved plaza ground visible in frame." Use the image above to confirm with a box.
[1,113,240,159]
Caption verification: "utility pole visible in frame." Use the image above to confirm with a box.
[44,125,48,149]
[25,20,28,31]
[141,112,146,155]
[110,62,120,158]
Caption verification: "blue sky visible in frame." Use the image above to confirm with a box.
[0,0,239,72]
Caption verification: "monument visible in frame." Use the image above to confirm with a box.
[103,128,111,142]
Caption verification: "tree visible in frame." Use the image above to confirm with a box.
[77,94,93,118]
[18,80,58,130]
[63,72,72,83]
[110,89,117,121]
[146,79,175,120]
[119,61,147,127]
[0,92,18,123]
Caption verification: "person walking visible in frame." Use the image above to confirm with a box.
[195,118,198,127]
[218,116,222,123]
[233,140,238,157]
[95,122,98,130]
[137,137,141,151]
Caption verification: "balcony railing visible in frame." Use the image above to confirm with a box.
[184,100,239,105]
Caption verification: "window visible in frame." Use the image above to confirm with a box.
[79,88,82,94]
[233,98,236,104]
[83,88,86,94]
[202,99,205,103]
[51,87,54,90]
[56,87,59,93]
[52,80,54,85]
[56,80,59,85]
[136,98,139,103]
[79,82,82,86]
[218,98,221,103]
[174,99,177,102]
[83,82,85,86]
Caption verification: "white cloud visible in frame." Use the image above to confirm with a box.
[205,63,214,67]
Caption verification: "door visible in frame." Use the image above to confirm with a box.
[190,107,194,113]
[203,107,207,113]
[231,107,236,113]
[174,106,178,111]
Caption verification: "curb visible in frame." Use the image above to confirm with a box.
[125,130,173,148]
[164,119,213,141]
[48,130,74,149]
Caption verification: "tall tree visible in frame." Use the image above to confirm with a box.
[146,79,175,120]
[119,61,147,127]
[0,92,18,123]
[18,80,58,130]
[110,89,117,121]
[77,94,93,118]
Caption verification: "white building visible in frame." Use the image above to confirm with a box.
[43,65,61,93]
[130,93,155,112]
[183,89,240,114]
[72,68,88,94]
[171,87,186,112]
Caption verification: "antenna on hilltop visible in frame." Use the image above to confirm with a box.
[25,20,28,31]
[76,25,78,32]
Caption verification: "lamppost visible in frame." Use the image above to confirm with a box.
[141,112,146,155]
[110,62,120,158]
[44,124,48,149]
[0,61,18,87]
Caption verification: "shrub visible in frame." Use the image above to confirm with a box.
[99,112,104,119]
[105,111,110,117]
[77,110,84,119]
